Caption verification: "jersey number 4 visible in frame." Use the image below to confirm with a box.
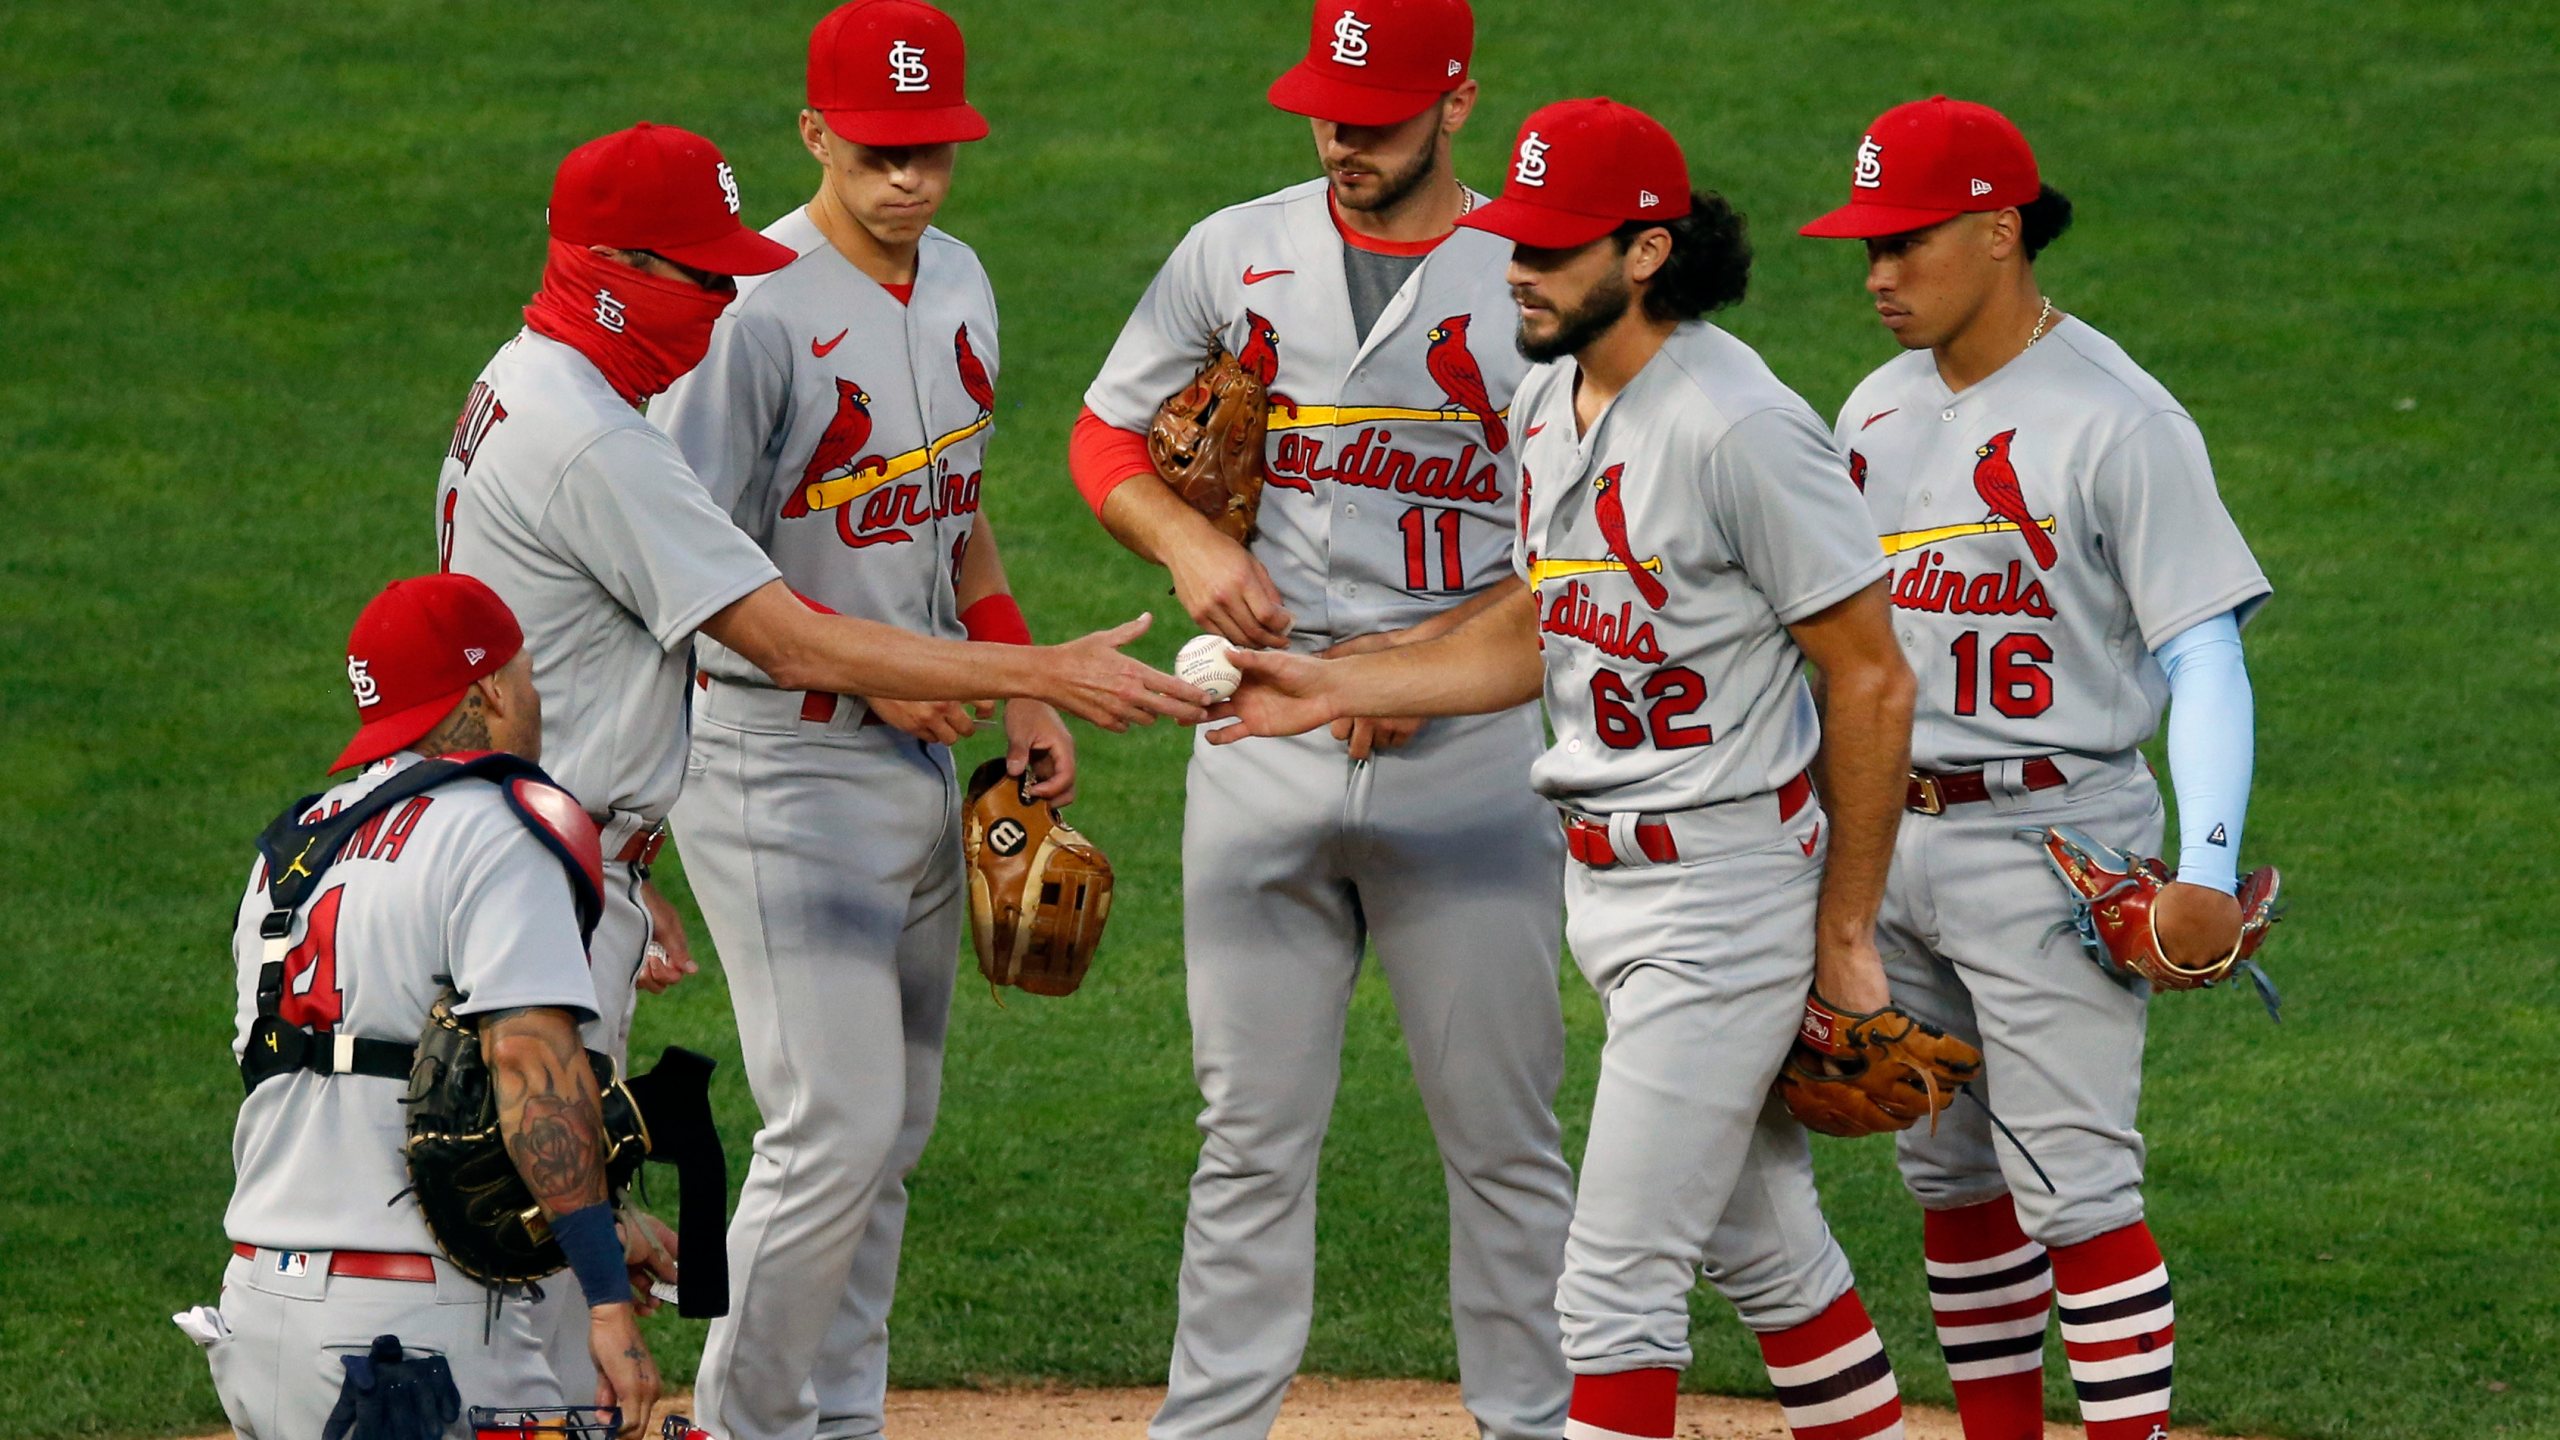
[1949,630,2055,719]
[278,886,348,1030]
[1591,665,1714,751]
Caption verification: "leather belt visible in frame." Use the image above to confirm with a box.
[230,1243,438,1283]
[1906,758,2067,815]
[1564,772,1815,869]
[613,823,667,869]
[694,671,885,728]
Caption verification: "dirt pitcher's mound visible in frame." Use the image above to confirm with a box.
[635,1380,2244,1438]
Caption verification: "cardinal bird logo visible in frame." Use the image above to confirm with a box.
[1848,448,1868,492]
[1424,314,1507,453]
[1237,309,1281,386]
[1971,428,2056,569]
[954,323,995,414]
[783,377,880,519]
[1591,464,1669,609]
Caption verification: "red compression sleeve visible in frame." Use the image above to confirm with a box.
[1069,406,1158,518]
[959,593,1033,646]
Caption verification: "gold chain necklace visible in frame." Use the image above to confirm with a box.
[2025,295,2055,348]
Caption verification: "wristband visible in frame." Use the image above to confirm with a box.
[548,1203,627,1308]
[960,594,1034,647]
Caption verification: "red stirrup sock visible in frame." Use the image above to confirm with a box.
[1755,1289,1906,1439]
[1564,1368,1678,1439]
[1926,1194,2054,1439]
[2049,1221,2175,1439]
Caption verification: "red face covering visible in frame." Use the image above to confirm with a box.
[521,240,733,406]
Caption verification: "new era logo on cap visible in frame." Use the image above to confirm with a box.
[1970,177,1993,196]
[464,647,487,665]
[1638,188,1659,207]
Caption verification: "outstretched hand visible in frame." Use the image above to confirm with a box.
[1205,648,1339,746]
[1041,614,1212,732]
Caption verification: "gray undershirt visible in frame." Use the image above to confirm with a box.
[1343,244,1425,344]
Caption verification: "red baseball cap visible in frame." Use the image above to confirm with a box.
[809,0,989,147]
[1268,0,1472,127]
[548,124,794,277]
[1459,98,1691,250]
[1799,97,2040,239]
[333,575,526,772]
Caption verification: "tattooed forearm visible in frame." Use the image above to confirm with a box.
[483,1007,609,1214]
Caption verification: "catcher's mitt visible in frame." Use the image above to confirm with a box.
[1776,992,1984,1138]
[402,996,731,1317]
[2036,824,2284,1019]
[963,757,1114,996]
[1149,347,1270,543]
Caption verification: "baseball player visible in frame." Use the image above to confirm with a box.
[1067,3,1577,1435]
[644,6,1063,1438]
[1800,98,2270,1440]
[197,574,660,1439]
[435,117,1206,1392]
[1212,99,1925,1440]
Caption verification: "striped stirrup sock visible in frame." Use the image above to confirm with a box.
[1564,1367,1678,1439]
[1926,1194,2054,1438]
[2050,1221,2175,1439]
[1753,1289,1907,1440]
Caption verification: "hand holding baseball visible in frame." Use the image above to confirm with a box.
[1205,648,1338,745]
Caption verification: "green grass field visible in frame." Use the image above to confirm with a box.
[4,1,2554,1436]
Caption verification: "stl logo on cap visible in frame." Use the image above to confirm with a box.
[1330,10,1372,65]
[717,161,742,214]
[347,657,380,709]
[1514,131,1552,188]
[1854,135,1885,189]
[889,37,930,92]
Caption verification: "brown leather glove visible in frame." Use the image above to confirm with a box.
[2038,823,2284,1019]
[1148,347,1271,543]
[962,758,1115,997]
[1776,992,1984,1138]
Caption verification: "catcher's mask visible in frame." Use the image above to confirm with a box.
[469,1406,619,1439]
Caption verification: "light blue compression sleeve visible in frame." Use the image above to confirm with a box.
[2156,610,2253,894]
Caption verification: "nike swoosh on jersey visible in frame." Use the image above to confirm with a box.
[1524,423,1546,438]
[812,329,849,357]
[1242,267,1294,285]
[1799,823,1821,857]
[1860,408,1899,430]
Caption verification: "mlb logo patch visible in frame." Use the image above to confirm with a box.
[274,1251,310,1278]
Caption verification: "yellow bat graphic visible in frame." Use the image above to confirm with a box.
[799,414,995,513]
[1878,516,2058,559]
[1266,402,1509,434]
[1529,555,1665,587]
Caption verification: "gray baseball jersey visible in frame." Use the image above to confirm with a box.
[1836,316,2269,771]
[1513,321,1888,814]
[436,330,779,824]
[1087,179,1576,1440]
[1086,178,1527,647]
[223,754,599,1254]
[650,208,996,1440]
[654,210,997,671]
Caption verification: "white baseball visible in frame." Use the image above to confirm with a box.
[1176,634,1243,702]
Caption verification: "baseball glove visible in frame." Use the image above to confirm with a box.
[1776,992,1984,1138]
[963,757,1114,996]
[402,995,731,1315]
[2037,824,2284,1019]
[1149,347,1270,543]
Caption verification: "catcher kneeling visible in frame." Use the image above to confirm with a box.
[186,577,724,1440]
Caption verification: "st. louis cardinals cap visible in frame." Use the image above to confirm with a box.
[1459,98,1691,250]
[1800,97,2039,239]
[333,574,525,772]
[548,124,796,276]
[810,0,989,147]
[1268,0,1472,127]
